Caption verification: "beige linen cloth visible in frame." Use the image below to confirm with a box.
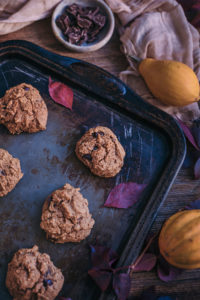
[105,0,200,122]
[0,0,60,34]
[0,0,200,122]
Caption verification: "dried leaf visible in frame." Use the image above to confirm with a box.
[157,256,183,282]
[113,273,131,300]
[176,118,200,151]
[90,245,118,269]
[133,253,157,272]
[185,199,200,210]
[48,77,73,110]
[104,182,147,209]
[88,268,112,291]
[194,157,200,179]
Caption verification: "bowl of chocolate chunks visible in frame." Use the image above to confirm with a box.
[52,0,115,52]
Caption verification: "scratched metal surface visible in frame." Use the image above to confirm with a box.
[0,42,185,300]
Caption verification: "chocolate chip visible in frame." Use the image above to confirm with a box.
[98,131,104,136]
[43,279,53,287]
[23,86,30,91]
[82,154,92,161]
[93,146,98,150]
[44,269,51,277]
[0,169,6,176]
[92,132,98,138]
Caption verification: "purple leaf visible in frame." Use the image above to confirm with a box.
[133,253,157,272]
[104,182,147,209]
[113,273,131,300]
[194,157,200,179]
[88,268,112,291]
[185,199,200,210]
[48,77,73,110]
[90,245,118,269]
[176,118,200,151]
[157,256,183,282]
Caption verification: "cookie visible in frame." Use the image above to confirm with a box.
[6,245,64,300]
[0,83,48,134]
[75,126,125,177]
[0,148,23,197]
[40,183,95,243]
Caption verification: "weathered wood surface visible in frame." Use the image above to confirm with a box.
[0,18,200,299]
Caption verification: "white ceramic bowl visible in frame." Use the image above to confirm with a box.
[52,0,115,52]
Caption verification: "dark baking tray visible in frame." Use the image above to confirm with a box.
[0,40,186,300]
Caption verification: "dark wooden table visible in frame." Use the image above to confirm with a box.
[1,18,200,299]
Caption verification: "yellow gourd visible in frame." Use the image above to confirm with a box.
[139,58,200,107]
[159,210,200,269]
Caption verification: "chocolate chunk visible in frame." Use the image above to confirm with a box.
[82,154,92,161]
[43,279,53,287]
[56,16,66,32]
[66,3,79,17]
[77,14,92,29]
[44,269,51,277]
[92,132,98,138]
[98,131,104,136]
[0,169,6,176]
[23,86,30,91]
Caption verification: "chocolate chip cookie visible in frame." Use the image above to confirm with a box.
[0,83,48,134]
[40,183,95,243]
[6,245,64,300]
[75,126,126,177]
[0,148,23,197]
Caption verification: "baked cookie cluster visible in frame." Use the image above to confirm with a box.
[1,83,126,300]
[0,83,48,134]
[6,245,64,300]
[40,183,95,243]
[75,126,125,177]
[0,148,23,197]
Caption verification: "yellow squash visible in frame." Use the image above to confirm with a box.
[139,58,200,106]
[159,210,200,269]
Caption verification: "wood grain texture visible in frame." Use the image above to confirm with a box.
[0,18,128,77]
[0,18,199,299]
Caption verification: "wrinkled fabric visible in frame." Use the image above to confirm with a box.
[0,0,61,35]
[105,0,200,122]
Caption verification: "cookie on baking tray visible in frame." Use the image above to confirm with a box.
[0,148,23,197]
[75,126,126,177]
[6,245,64,300]
[0,83,48,134]
[40,183,95,243]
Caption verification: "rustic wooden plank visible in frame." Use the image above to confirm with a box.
[0,18,128,77]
